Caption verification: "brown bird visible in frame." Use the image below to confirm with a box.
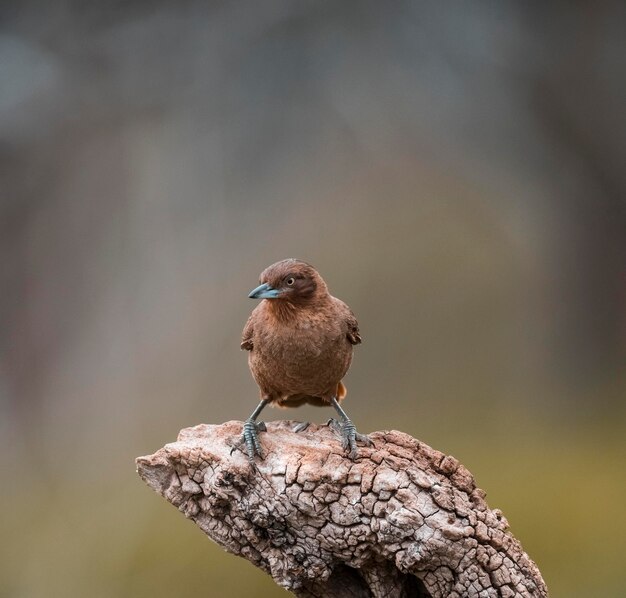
[241,258,371,460]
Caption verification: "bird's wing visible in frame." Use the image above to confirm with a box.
[346,311,362,345]
[241,314,254,350]
[334,298,361,345]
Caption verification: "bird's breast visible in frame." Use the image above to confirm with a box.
[256,318,338,359]
[249,313,352,397]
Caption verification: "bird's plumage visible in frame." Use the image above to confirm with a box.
[242,259,360,408]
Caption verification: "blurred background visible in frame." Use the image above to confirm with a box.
[2,1,625,596]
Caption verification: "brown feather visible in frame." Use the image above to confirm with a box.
[242,259,361,408]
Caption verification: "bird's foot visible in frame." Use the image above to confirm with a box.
[293,421,310,433]
[242,419,266,462]
[327,418,373,460]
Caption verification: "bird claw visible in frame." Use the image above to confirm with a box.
[293,421,310,433]
[242,419,266,462]
[327,418,372,460]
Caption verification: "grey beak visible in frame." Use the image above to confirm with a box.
[248,282,282,299]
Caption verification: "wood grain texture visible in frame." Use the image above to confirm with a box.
[136,421,547,598]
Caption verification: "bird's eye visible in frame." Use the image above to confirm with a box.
[286,277,295,286]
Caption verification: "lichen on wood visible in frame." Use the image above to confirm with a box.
[136,421,547,598]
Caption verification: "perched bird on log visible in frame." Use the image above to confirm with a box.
[241,258,371,461]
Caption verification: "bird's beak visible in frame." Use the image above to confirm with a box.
[248,282,282,299]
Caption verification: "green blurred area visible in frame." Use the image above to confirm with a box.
[2,2,625,597]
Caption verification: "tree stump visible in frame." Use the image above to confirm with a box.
[136,421,547,598]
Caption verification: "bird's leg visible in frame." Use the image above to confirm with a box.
[242,399,269,461]
[329,397,373,459]
[293,421,310,433]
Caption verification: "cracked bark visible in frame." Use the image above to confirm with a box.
[136,421,547,598]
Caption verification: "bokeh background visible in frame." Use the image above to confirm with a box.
[2,2,625,596]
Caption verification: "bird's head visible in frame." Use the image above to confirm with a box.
[248,259,327,304]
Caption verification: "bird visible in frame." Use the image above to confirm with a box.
[240,258,371,461]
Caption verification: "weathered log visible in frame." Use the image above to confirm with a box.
[136,420,547,598]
